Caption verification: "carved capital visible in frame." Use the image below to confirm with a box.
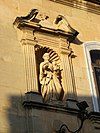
[60,47,72,55]
[21,39,36,47]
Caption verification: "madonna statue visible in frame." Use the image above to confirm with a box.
[39,53,62,103]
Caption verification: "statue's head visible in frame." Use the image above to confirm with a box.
[42,53,49,60]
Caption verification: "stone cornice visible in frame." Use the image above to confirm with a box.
[88,112,100,129]
[13,13,79,43]
[23,100,80,115]
[49,0,100,15]
[23,100,100,126]
[14,17,72,37]
[84,0,100,5]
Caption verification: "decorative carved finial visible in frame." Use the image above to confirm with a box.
[21,9,39,21]
[53,15,79,42]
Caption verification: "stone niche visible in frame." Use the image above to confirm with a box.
[13,9,100,133]
[13,9,79,106]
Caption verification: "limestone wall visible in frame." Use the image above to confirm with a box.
[0,0,100,133]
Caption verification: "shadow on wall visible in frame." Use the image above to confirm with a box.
[7,96,27,133]
[5,93,97,133]
[72,38,83,45]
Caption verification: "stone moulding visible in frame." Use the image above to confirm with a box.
[22,98,100,129]
[13,18,78,43]
[49,0,100,15]
[23,99,80,114]
[13,9,79,43]
[88,112,100,130]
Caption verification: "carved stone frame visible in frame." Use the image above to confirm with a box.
[13,10,79,103]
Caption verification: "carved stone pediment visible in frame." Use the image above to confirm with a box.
[13,9,79,43]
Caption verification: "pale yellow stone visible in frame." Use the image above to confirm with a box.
[0,0,100,132]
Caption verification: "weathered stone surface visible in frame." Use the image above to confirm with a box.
[0,0,100,133]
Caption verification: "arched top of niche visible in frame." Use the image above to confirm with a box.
[35,44,63,93]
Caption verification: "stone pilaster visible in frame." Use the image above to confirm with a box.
[60,46,76,100]
[21,31,38,92]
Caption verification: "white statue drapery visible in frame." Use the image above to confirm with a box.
[39,53,62,103]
